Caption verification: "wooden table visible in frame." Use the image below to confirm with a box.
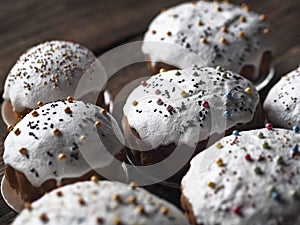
[0,0,299,224]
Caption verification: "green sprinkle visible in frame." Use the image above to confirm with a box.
[221,72,228,78]
[192,71,199,76]
[216,66,224,71]
[257,132,264,139]
[290,190,299,200]
[175,71,181,76]
[262,141,270,149]
[276,155,284,165]
[254,166,263,175]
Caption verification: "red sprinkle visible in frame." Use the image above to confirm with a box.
[201,101,209,108]
[265,123,273,130]
[245,154,252,161]
[166,105,173,112]
[232,206,240,214]
[155,89,161,95]
[141,81,147,87]
[157,98,163,105]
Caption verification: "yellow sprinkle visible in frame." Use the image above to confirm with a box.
[216,5,221,11]
[19,147,27,155]
[90,176,99,182]
[136,205,144,214]
[245,87,252,94]
[14,128,21,136]
[101,109,107,115]
[220,26,227,33]
[66,96,74,103]
[160,68,166,73]
[220,37,226,44]
[260,14,266,21]
[128,195,137,204]
[24,202,32,211]
[129,182,137,189]
[112,193,121,202]
[7,125,14,132]
[37,101,44,107]
[200,37,207,43]
[58,153,67,161]
[132,100,138,106]
[52,128,61,136]
[263,28,270,35]
[160,206,168,215]
[208,181,216,188]
[239,16,246,22]
[215,142,223,149]
[94,121,102,128]
[79,135,87,142]
[180,91,187,98]
[31,110,39,117]
[238,31,245,38]
[64,106,71,113]
[215,158,224,166]
[241,3,250,11]
[198,21,203,26]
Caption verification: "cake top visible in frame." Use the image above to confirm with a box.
[123,65,259,148]
[12,180,189,225]
[4,100,123,187]
[181,127,300,225]
[263,65,300,129]
[142,1,272,76]
[3,40,97,112]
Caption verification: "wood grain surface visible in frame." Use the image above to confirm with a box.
[0,0,299,224]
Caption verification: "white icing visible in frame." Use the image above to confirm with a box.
[123,66,259,148]
[182,128,300,225]
[12,181,189,225]
[4,100,124,187]
[263,66,300,128]
[3,40,98,112]
[142,1,273,79]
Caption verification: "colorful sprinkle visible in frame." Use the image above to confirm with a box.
[37,101,44,107]
[52,128,61,136]
[141,81,147,87]
[64,106,71,113]
[157,98,163,105]
[265,123,273,130]
[180,91,187,98]
[257,132,264,139]
[201,101,209,108]
[159,206,169,215]
[238,31,245,38]
[160,68,166,73]
[263,28,270,35]
[215,142,223,149]
[207,181,216,189]
[7,125,14,132]
[220,26,227,32]
[221,72,228,78]
[58,153,67,161]
[200,37,207,43]
[31,110,39,117]
[19,147,28,155]
[66,96,73,103]
[254,166,263,175]
[260,14,266,21]
[292,125,300,133]
[132,100,138,106]
[276,155,284,165]
[94,121,102,129]
[271,191,280,200]
[215,158,224,167]
[14,128,21,136]
[232,206,240,214]
[166,105,173,112]
[223,110,231,118]
[216,66,224,71]
[155,89,161,95]
[245,87,252,94]
[175,71,181,76]
[225,92,232,99]
[262,141,270,149]
[245,154,252,161]
[232,130,239,136]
